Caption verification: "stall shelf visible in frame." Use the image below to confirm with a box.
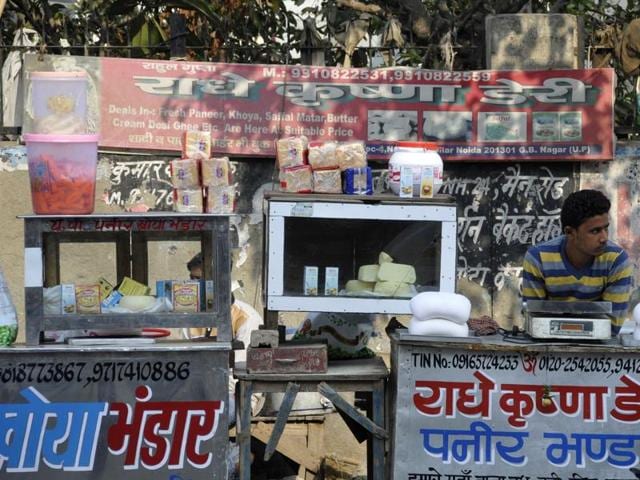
[263,192,458,321]
[21,213,232,345]
[389,332,640,480]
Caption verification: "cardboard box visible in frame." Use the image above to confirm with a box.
[420,166,434,198]
[172,280,200,312]
[324,267,339,296]
[75,284,101,314]
[247,344,328,373]
[399,166,414,198]
[61,284,76,314]
[304,266,318,296]
[101,290,123,309]
[157,279,213,311]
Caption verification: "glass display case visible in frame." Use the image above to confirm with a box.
[21,213,232,345]
[264,192,458,315]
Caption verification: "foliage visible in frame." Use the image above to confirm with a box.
[1,0,302,63]
[2,0,640,128]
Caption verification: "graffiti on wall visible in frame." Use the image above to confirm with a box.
[102,156,174,211]
[441,162,577,321]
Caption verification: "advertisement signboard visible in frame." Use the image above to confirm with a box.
[97,58,615,161]
[0,345,229,479]
[391,334,640,480]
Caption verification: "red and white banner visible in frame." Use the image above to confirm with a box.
[99,57,615,161]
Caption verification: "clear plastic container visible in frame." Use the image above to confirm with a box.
[0,267,18,346]
[30,71,88,134]
[388,142,443,197]
[24,133,99,214]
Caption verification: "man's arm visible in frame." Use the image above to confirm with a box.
[522,248,547,300]
[602,251,633,335]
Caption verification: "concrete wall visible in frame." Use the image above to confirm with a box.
[3,144,640,340]
[486,14,584,70]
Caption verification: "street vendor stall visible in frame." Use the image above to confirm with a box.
[2,212,234,479]
[232,191,458,479]
[8,52,625,480]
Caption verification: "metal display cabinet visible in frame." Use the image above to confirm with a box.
[263,192,458,322]
[21,213,232,345]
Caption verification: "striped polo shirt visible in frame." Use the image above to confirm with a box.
[522,235,633,334]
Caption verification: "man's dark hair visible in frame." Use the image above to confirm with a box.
[186,251,235,303]
[561,189,610,230]
[187,252,202,272]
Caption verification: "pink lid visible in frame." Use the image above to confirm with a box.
[24,133,99,143]
[30,71,88,79]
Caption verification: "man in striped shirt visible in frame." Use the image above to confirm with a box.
[522,189,633,335]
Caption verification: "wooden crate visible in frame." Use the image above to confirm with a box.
[246,344,328,373]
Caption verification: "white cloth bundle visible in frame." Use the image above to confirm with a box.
[408,317,469,337]
[410,291,471,325]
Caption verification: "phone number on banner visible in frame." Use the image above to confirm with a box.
[286,67,493,82]
[415,352,640,375]
[0,361,190,386]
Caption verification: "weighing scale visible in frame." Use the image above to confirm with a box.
[524,300,612,340]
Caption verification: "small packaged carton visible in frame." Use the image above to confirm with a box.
[174,188,204,213]
[61,284,76,314]
[276,136,308,168]
[98,277,114,300]
[201,157,232,187]
[280,165,313,193]
[182,131,211,160]
[172,280,200,312]
[304,266,319,296]
[156,280,174,304]
[170,158,201,189]
[205,186,235,214]
[118,277,151,296]
[399,166,414,198]
[75,284,101,314]
[420,166,434,198]
[324,267,339,296]
[101,290,123,310]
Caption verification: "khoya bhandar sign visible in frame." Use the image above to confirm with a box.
[0,344,229,479]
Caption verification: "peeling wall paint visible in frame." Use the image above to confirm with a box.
[580,147,640,305]
[0,144,27,171]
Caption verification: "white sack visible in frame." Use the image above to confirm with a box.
[410,291,471,324]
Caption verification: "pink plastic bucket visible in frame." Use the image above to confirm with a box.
[30,71,88,134]
[24,133,99,214]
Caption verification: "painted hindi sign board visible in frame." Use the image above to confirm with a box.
[390,334,640,480]
[0,344,230,479]
[95,57,614,161]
